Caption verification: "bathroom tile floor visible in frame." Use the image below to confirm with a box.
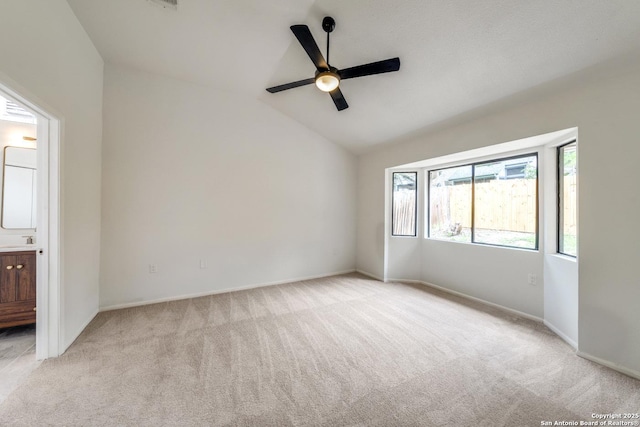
[0,324,40,405]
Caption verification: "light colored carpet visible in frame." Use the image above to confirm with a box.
[0,273,638,426]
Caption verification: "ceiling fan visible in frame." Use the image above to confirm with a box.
[266,16,400,111]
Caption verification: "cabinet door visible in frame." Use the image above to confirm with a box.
[16,253,36,301]
[0,255,17,303]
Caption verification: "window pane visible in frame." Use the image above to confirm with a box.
[559,143,577,256]
[392,172,417,236]
[429,166,472,242]
[473,155,537,249]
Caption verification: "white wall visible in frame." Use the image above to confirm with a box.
[544,255,578,345]
[357,55,640,377]
[387,236,422,281]
[422,241,544,318]
[0,0,103,350]
[100,64,357,308]
[542,141,578,347]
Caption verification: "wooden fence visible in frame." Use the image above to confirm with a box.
[394,176,576,235]
[561,175,577,235]
[475,179,537,232]
[392,190,416,235]
[431,179,536,232]
[430,176,576,233]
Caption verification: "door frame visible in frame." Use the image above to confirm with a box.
[0,79,61,359]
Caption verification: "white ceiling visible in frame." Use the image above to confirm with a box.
[67,0,640,153]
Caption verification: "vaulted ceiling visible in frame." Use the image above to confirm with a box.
[67,0,640,153]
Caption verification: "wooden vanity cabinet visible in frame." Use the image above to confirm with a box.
[0,251,36,328]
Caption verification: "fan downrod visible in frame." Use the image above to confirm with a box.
[322,16,335,33]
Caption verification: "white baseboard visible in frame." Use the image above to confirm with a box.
[577,351,640,381]
[99,269,357,312]
[355,269,384,281]
[543,320,578,349]
[61,309,99,355]
[386,277,422,284]
[393,278,543,323]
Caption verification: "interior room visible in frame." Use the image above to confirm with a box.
[0,95,39,403]
[0,0,639,425]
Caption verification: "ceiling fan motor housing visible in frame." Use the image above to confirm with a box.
[322,17,336,33]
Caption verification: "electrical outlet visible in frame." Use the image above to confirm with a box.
[199,259,206,269]
[149,264,158,274]
[528,273,537,286]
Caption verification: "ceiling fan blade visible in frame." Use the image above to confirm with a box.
[266,78,315,93]
[339,57,400,80]
[329,87,349,111]
[290,25,329,71]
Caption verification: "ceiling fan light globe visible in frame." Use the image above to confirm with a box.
[315,72,340,92]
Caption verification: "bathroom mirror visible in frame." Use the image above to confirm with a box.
[2,146,37,229]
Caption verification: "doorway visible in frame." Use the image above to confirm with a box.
[0,82,60,365]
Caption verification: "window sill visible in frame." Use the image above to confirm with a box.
[424,237,540,253]
[549,253,577,262]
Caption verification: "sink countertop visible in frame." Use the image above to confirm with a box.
[0,245,37,253]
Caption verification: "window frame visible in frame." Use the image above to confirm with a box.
[427,152,539,251]
[557,140,577,257]
[391,171,418,237]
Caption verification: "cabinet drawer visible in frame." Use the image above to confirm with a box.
[0,299,36,328]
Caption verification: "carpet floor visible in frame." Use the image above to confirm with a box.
[0,273,638,426]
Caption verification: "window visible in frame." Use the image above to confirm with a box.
[429,165,472,242]
[558,142,577,256]
[0,95,36,124]
[428,154,538,250]
[392,172,417,236]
